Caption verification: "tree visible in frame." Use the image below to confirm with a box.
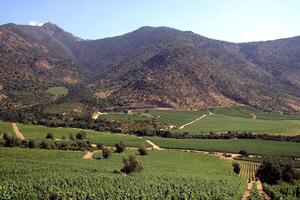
[232,162,241,174]
[115,141,126,153]
[256,160,281,185]
[75,131,86,140]
[69,133,75,140]
[138,147,148,156]
[239,150,249,157]
[46,133,54,140]
[281,164,294,183]
[102,147,111,159]
[28,140,37,148]
[121,155,143,175]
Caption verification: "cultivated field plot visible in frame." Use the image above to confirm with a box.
[0,121,14,137]
[146,137,300,157]
[0,148,246,199]
[5,123,150,148]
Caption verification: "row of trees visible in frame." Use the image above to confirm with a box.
[134,129,300,142]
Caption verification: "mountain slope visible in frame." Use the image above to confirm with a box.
[0,23,300,114]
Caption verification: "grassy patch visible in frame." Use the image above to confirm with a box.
[46,86,68,96]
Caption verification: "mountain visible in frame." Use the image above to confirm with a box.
[0,23,300,116]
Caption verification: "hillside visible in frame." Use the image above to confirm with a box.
[1,23,300,117]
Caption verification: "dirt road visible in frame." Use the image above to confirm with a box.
[82,151,94,159]
[12,123,25,140]
[179,114,207,129]
[146,139,161,150]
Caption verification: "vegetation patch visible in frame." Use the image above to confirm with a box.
[46,86,68,96]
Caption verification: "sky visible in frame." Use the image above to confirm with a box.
[1,0,300,43]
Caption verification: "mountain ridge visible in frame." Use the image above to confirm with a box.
[1,22,300,115]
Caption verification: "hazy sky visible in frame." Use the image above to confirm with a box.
[1,0,300,42]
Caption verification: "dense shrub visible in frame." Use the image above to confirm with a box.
[75,131,86,140]
[102,147,111,159]
[115,142,126,153]
[28,140,37,148]
[3,136,21,147]
[239,150,249,157]
[256,160,281,185]
[121,155,143,175]
[69,133,75,140]
[46,133,54,140]
[96,143,103,150]
[232,162,241,174]
[138,147,148,156]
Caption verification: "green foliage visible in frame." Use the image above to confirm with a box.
[115,141,126,153]
[233,162,241,175]
[0,148,246,199]
[45,132,53,140]
[248,183,260,200]
[28,140,37,148]
[138,147,148,156]
[121,155,143,174]
[75,131,86,140]
[256,160,281,185]
[46,86,69,96]
[102,147,111,159]
[264,181,300,200]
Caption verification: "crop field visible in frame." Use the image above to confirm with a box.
[0,121,14,137]
[221,159,260,181]
[146,137,300,157]
[1,122,150,148]
[98,107,300,135]
[176,113,300,135]
[0,147,246,199]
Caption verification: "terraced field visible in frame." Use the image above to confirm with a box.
[0,147,246,199]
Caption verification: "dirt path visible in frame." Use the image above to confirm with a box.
[208,111,215,115]
[241,181,253,200]
[179,114,207,129]
[145,139,161,150]
[12,123,25,140]
[82,151,94,160]
[256,181,271,200]
[251,113,256,120]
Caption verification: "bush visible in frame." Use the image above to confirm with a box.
[69,133,75,140]
[62,136,66,140]
[115,141,126,153]
[281,164,295,183]
[46,133,54,140]
[40,140,51,149]
[102,147,111,159]
[138,147,148,156]
[28,140,37,148]
[232,162,241,174]
[121,155,143,175]
[75,131,86,140]
[96,143,103,150]
[3,136,20,147]
[256,160,281,185]
[239,150,249,157]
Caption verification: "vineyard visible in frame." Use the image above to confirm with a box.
[221,159,260,181]
[0,147,246,200]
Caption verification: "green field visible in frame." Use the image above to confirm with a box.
[176,114,300,135]
[0,147,246,199]
[2,122,150,148]
[0,121,14,136]
[146,137,300,157]
[46,86,69,96]
[99,107,300,135]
